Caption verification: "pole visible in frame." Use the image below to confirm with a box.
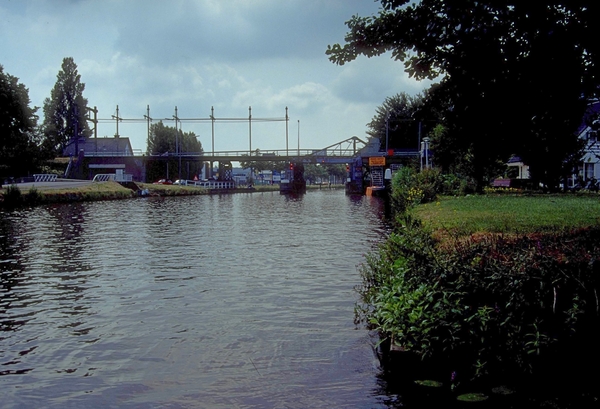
[285,106,289,156]
[112,105,122,138]
[425,137,429,169]
[249,106,252,155]
[144,105,152,151]
[74,104,79,157]
[297,120,300,157]
[385,112,389,153]
[174,106,180,179]
[211,106,215,156]
[211,106,215,179]
[174,106,179,155]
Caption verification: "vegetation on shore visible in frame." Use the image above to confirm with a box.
[357,167,600,405]
[0,181,344,209]
[0,182,136,207]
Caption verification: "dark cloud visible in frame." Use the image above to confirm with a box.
[112,0,382,65]
[2,0,431,152]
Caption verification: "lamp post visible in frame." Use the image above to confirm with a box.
[297,120,300,157]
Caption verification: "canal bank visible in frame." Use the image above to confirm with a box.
[0,181,346,208]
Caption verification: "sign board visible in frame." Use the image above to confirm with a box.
[369,157,386,166]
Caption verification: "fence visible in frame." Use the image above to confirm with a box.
[33,174,58,182]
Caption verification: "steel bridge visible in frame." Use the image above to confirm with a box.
[86,136,370,165]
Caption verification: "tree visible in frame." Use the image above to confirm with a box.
[327,1,600,190]
[42,57,91,155]
[323,163,347,184]
[146,121,203,181]
[367,92,425,152]
[304,163,328,184]
[147,121,202,155]
[0,65,44,178]
[239,149,287,175]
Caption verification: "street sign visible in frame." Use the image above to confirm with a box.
[369,157,386,166]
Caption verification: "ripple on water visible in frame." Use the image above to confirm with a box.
[1,191,389,408]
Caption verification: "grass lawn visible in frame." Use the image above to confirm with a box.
[414,193,600,237]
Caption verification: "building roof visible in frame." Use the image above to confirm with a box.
[63,137,134,157]
[578,100,600,135]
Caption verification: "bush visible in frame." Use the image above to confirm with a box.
[390,168,475,214]
[361,169,600,400]
[2,184,24,207]
[390,167,437,213]
[357,219,600,391]
[25,186,44,205]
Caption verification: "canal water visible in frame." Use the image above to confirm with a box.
[0,190,398,408]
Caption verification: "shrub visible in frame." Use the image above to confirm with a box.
[439,173,476,196]
[390,167,435,213]
[390,168,475,214]
[362,168,600,397]
[357,214,600,391]
[2,184,24,207]
[25,186,45,205]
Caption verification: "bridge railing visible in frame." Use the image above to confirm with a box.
[148,149,322,158]
[84,150,144,157]
[82,148,365,163]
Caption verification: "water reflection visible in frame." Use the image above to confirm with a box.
[1,191,392,408]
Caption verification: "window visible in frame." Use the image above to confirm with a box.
[585,163,595,180]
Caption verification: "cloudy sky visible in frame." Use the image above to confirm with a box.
[2,0,431,154]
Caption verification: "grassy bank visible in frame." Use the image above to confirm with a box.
[360,169,600,406]
[0,181,137,207]
[415,193,600,237]
[0,181,294,208]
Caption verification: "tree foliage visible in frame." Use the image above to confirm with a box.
[304,163,328,184]
[239,150,287,173]
[42,57,91,155]
[367,92,426,151]
[146,121,203,182]
[323,163,347,182]
[0,65,44,177]
[327,1,600,190]
[147,121,202,155]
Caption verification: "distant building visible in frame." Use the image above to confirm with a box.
[507,156,529,179]
[63,136,134,157]
[572,101,600,187]
[62,136,144,181]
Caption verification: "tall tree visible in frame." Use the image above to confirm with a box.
[367,92,425,151]
[327,1,600,190]
[147,121,203,154]
[146,121,203,181]
[0,65,43,178]
[42,57,91,155]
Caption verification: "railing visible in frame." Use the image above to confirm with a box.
[84,150,143,157]
[185,180,237,189]
[34,174,58,182]
[149,149,324,158]
[92,174,116,182]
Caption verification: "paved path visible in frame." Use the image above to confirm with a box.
[5,179,94,191]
